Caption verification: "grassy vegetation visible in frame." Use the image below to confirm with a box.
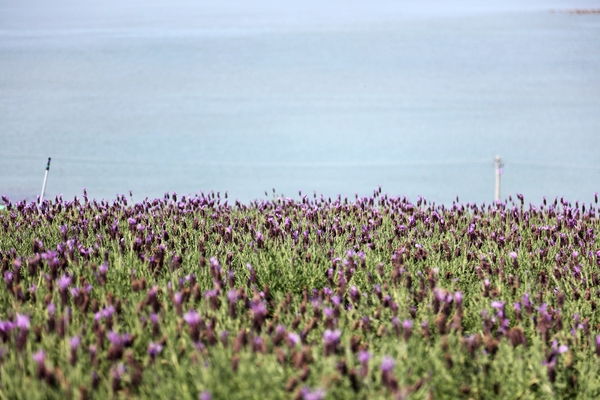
[1,190,600,399]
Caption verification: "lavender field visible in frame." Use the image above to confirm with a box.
[1,190,600,399]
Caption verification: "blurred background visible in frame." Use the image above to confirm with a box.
[1,0,599,205]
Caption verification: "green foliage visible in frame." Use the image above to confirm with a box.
[0,192,599,399]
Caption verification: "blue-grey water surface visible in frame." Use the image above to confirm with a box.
[1,0,599,205]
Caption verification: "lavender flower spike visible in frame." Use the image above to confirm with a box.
[357,350,371,365]
[57,275,72,290]
[70,335,82,350]
[380,356,396,372]
[32,350,46,365]
[287,332,301,347]
[14,314,30,331]
[323,329,342,356]
[183,310,202,326]
[148,342,163,357]
[199,391,211,400]
[300,387,326,400]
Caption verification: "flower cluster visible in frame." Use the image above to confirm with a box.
[0,190,599,398]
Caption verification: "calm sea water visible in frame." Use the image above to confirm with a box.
[1,0,599,205]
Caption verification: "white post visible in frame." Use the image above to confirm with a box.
[494,155,502,203]
[39,157,51,206]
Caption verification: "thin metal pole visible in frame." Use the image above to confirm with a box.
[494,155,502,203]
[39,157,51,206]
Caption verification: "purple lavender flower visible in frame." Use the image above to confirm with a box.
[300,387,326,400]
[102,305,115,319]
[433,288,445,302]
[111,363,126,379]
[287,332,301,347]
[107,331,130,346]
[32,349,46,365]
[558,345,569,354]
[107,331,121,345]
[323,329,341,356]
[148,285,158,297]
[227,289,238,303]
[357,350,371,365]
[183,310,202,326]
[454,291,463,305]
[251,301,267,318]
[331,295,342,307]
[253,336,265,352]
[173,292,183,305]
[99,263,109,275]
[276,325,286,336]
[509,251,518,260]
[323,329,341,345]
[516,193,524,202]
[15,314,30,330]
[57,275,71,290]
[199,391,211,400]
[148,342,163,357]
[70,335,82,350]
[349,286,360,302]
[3,271,12,284]
[380,356,396,372]
[537,303,548,313]
[219,330,229,345]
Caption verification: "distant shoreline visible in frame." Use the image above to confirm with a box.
[551,9,600,14]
